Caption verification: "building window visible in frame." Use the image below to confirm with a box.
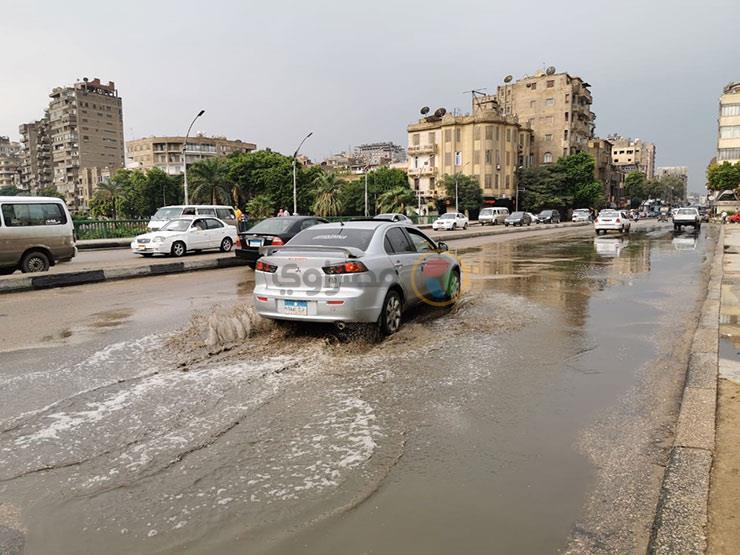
[506,128,511,142]
[565,94,570,103]
[544,97,555,107]
[544,134,553,143]
[485,150,492,163]
[429,155,435,167]
[530,82,537,90]
[496,151,501,165]
[444,152,452,165]
[564,130,569,140]
[505,175,510,188]
[428,132,436,144]
[455,128,461,142]
[720,125,740,139]
[495,174,500,189]
[444,129,452,142]
[473,127,481,140]
[546,80,555,88]
[473,150,480,164]
[543,152,553,164]
[485,126,493,140]
[529,100,536,109]
[721,104,740,117]
[484,174,492,189]
[429,177,436,189]
[495,127,500,141]
[564,112,569,121]
[506,151,510,165]
[412,133,420,146]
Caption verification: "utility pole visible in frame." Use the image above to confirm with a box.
[292,132,313,215]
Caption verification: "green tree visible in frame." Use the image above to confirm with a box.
[0,186,19,196]
[518,166,570,213]
[246,194,274,219]
[188,157,233,205]
[377,185,415,214]
[707,161,740,191]
[311,173,345,217]
[624,171,647,207]
[38,186,65,200]
[554,152,596,195]
[441,174,482,215]
[574,182,605,209]
[96,178,124,219]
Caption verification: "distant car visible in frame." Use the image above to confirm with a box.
[594,210,631,235]
[728,213,740,224]
[432,212,468,231]
[525,212,539,224]
[504,211,532,227]
[253,221,461,335]
[572,208,592,222]
[478,207,509,226]
[147,204,237,231]
[235,216,327,268]
[672,207,701,231]
[374,213,414,224]
[131,216,236,257]
[537,209,561,224]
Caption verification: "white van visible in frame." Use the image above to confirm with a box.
[0,196,76,274]
[148,205,237,231]
[479,207,510,225]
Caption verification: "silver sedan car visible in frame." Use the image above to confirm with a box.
[253,221,461,334]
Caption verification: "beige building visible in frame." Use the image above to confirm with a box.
[407,96,534,203]
[587,137,624,204]
[608,135,656,179]
[126,134,256,175]
[19,117,53,193]
[0,137,21,189]
[495,68,595,166]
[718,82,740,164]
[19,78,125,209]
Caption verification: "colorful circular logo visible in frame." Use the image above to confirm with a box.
[411,253,468,307]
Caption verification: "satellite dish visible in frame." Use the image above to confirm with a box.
[434,107,447,118]
[420,106,430,115]
[546,66,556,75]
[504,75,513,83]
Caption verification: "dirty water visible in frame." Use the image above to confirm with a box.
[0,225,714,554]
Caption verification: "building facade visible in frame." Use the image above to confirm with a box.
[718,82,740,164]
[587,137,624,205]
[495,68,595,166]
[354,142,406,166]
[608,135,656,179]
[655,166,688,201]
[0,137,22,189]
[18,78,125,209]
[126,135,256,175]
[406,96,533,204]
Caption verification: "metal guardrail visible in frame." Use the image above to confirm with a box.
[74,219,149,240]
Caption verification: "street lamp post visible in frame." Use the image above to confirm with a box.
[182,109,205,205]
[364,167,369,217]
[292,132,313,215]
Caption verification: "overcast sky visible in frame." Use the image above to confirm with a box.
[2,0,737,193]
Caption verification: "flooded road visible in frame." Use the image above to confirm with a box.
[0,224,715,554]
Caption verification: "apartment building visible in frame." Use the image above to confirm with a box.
[406,96,533,203]
[587,137,623,204]
[655,166,688,201]
[18,117,53,193]
[0,137,21,189]
[354,142,406,166]
[18,78,125,209]
[718,82,740,164]
[495,68,595,166]
[126,135,256,175]
[608,135,656,179]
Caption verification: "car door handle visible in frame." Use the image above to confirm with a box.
[393,261,403,271]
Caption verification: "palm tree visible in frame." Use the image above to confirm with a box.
[311,173,345,217]
[188,158,233,205]
[377,186,415,214]
[246,194,274,220]
[96,179,123,219]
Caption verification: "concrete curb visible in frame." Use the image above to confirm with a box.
[0,256,249,294]
[649,225,723,554]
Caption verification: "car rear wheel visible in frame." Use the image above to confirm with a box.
[20,251,50,273]
[452,223,457,230]
[379,289,402,335]
[171,241,186,257]
[220,237,233,252]
[463,222,468,230]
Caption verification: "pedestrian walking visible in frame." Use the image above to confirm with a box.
[277,208,285,217]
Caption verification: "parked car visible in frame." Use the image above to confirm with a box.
[432,212,468,231]
[571,208,593,222]
[504,211,532,227]
[525,212,539,224]
[537,209,561,224]
[594,209,631,235]
[374,213,414,224]
[131,216,236,257]
[728,213,740,224]
[147,205,237,231]
[0,196,76,274]
[672,207,701,231]
[478,207,509,226]
[235,216,327,268]
[253,221,460,334]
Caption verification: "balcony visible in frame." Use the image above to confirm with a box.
[407,144,437,155]
[408,166,436,176]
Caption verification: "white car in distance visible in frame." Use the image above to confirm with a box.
[432,212,469,231]
[131,216,236,257]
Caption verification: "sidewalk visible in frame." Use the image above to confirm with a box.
[707,225,740,553]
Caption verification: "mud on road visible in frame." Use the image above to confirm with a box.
[0,224,715,554]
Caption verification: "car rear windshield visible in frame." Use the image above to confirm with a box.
[248,218,295,235]
[599,211,618,217]
[153,207,182,220]
[288,227,376,251]
[510,212,524,217]
[677,208,696,215]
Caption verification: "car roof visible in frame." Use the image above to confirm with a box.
[0,196,66,203]
[305,220,399,231]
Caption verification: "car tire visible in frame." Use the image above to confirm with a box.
[379,289,402,336]
[220,237,233,252]
[171,241,187,257]
[452,223,457,230]
[20,251,50,273]
[463,222,468,230]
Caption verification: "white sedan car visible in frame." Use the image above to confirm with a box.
[432,212,468,231]
[594,210,631,235]
[131,216,237,257]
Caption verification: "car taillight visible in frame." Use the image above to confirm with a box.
[271,236,284,246]
[255,260,277,273]
[615,218,621,223]
[322,261,368,275]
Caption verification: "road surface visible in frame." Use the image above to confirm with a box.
[0,223,715,554]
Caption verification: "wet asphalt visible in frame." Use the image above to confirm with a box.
[0,223,715,554]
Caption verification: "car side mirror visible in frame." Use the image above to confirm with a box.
[437,241,449,252]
